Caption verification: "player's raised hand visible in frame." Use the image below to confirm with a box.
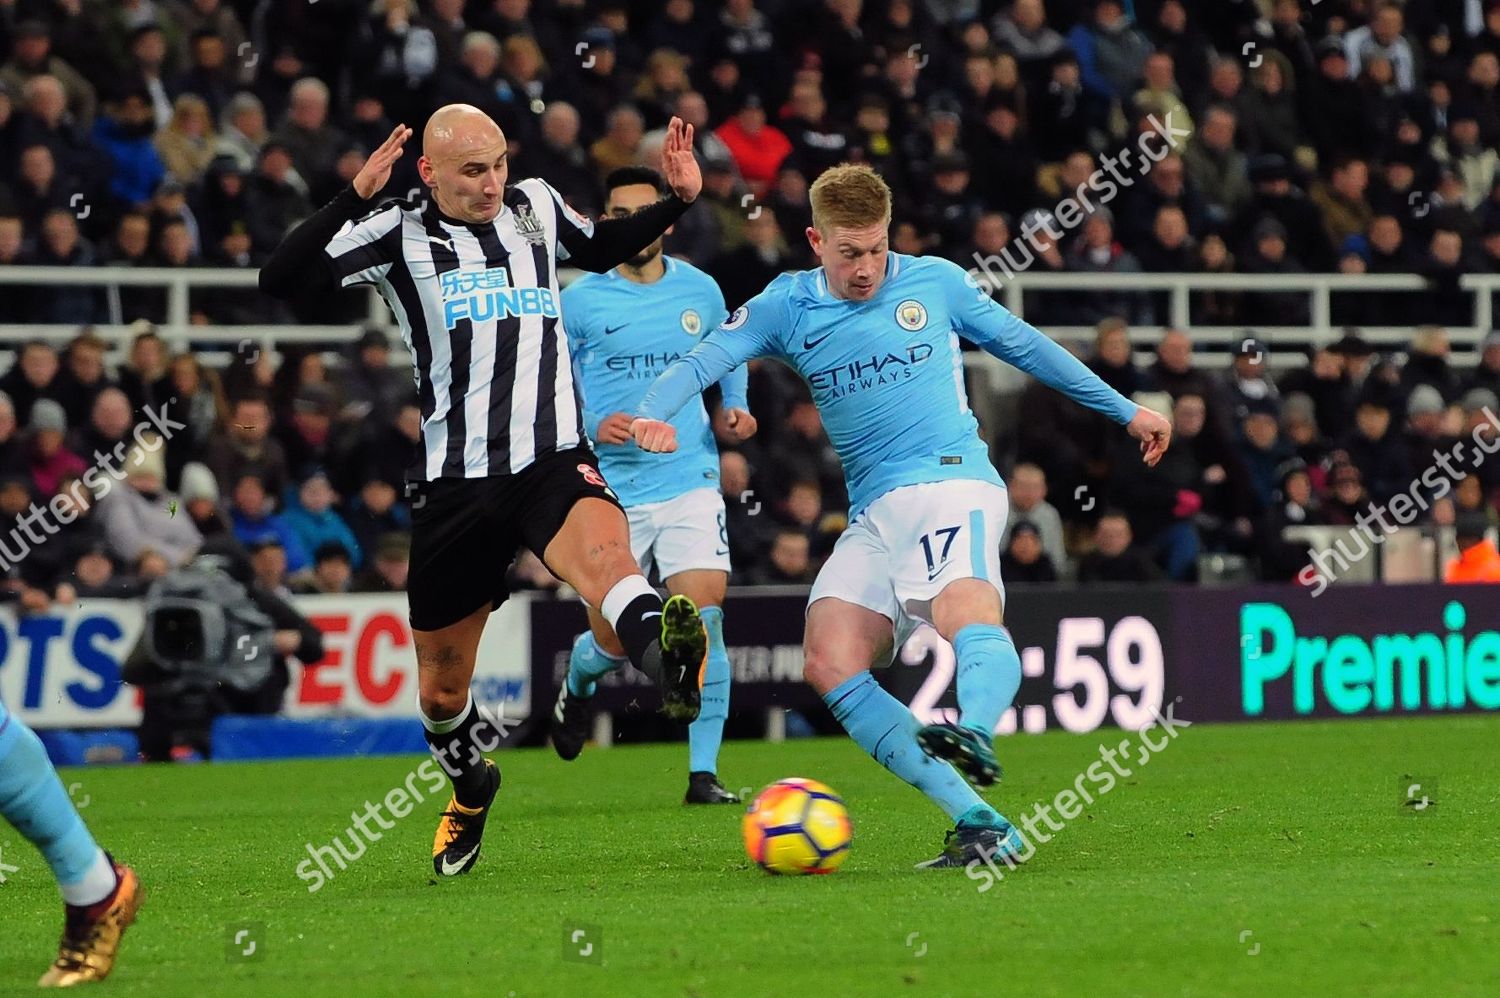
[631,417,679,453]
[1127,406,1172,467]
[595,412,634,445]
[661,117,701,204]
[352,123,412,200]
[723,408,758,441]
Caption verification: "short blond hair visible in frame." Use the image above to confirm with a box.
[810,164,892,233]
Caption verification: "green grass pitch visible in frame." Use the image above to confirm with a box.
[3,715,1496,997]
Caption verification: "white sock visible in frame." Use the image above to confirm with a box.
[61,849,117,907]
[599,575,658,630]
[419,691,473,734]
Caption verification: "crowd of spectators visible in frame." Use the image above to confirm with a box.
[3,0,1500,592]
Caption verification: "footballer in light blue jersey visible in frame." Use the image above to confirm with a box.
[564,256,747,507]
[633,163,1171,867]
[552,167,757,806]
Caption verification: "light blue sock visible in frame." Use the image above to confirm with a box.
[567,632,626,698]
[688,606,731,774]
[954,624,1021,738]
[823,672,1001,825]
[0,706,106,891]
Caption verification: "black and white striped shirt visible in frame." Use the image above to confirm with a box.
[323,178,594,481]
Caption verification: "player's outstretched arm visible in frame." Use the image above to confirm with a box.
[553,119,701,274]
[947,262,1143,430]
[259,124,411,299]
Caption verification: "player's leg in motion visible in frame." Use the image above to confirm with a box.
[544,498,707,721]
[416,606,504,877]
[0,701,143,986]
[668,570,736,804]
[914,578,1021,789]
[551,606,629,761]
[804,599,1022,868]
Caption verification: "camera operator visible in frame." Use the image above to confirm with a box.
[124,544,324,761]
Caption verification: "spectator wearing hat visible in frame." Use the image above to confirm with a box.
[178,459,236,541]
[715,93,791,198]
[0,20,97,128]
[1237,216,1310,326]
[1259,457,1326,582]
[68,541,143,599]
[1234,395,1295,513]
[275,382,342,478]
[1067,207,1146,324]
[25,397,86,498]
[294,541,356,594]
[1001,521,1059,584]
[1077,510,1164,584]
[94,432,203,570]
[283,466,362,569]
[1302,38,1373,163]
[91,87,167,207]
[966,91,1039,220]
[353,531,409,593]
[923,151,985,262]
[1027,48,1092,161]
[1279,392,1332,492]
[1462,332,1500,399]
[557,25,629,142]
[1445,509,1500,583]
[335,326,411,428]
[343,471,411,565]
[1339,383,1413,506]
[1221,336,1280,422]
[244,139,313,256]
[246,534,295,599]
[1403,383,1461,490]
[229,472,310,575]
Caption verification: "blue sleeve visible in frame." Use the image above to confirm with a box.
[1067,26,1112,99]
[639,290,785,422]
[944,263,1137,426]
[562,288,605,438]
[706,287,750,412]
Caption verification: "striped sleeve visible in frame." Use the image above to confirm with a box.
[526,178,594,262]
[324,206,403,288]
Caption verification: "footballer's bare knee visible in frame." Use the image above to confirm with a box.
[932,578,1002,642]
[803,597,892,694]
[414,605,485,719]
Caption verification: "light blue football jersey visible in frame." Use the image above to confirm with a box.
[564,257,748,507]
[639,253,1138,518]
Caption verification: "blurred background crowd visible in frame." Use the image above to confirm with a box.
[3,0,1500,597]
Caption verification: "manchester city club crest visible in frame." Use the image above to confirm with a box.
[681,309,702,335]
[895,299,928,331]
[513,203,547,245]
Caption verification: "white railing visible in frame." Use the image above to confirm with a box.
[1,265,1496,371]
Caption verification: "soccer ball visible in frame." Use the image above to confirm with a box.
[742,778,853,875]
